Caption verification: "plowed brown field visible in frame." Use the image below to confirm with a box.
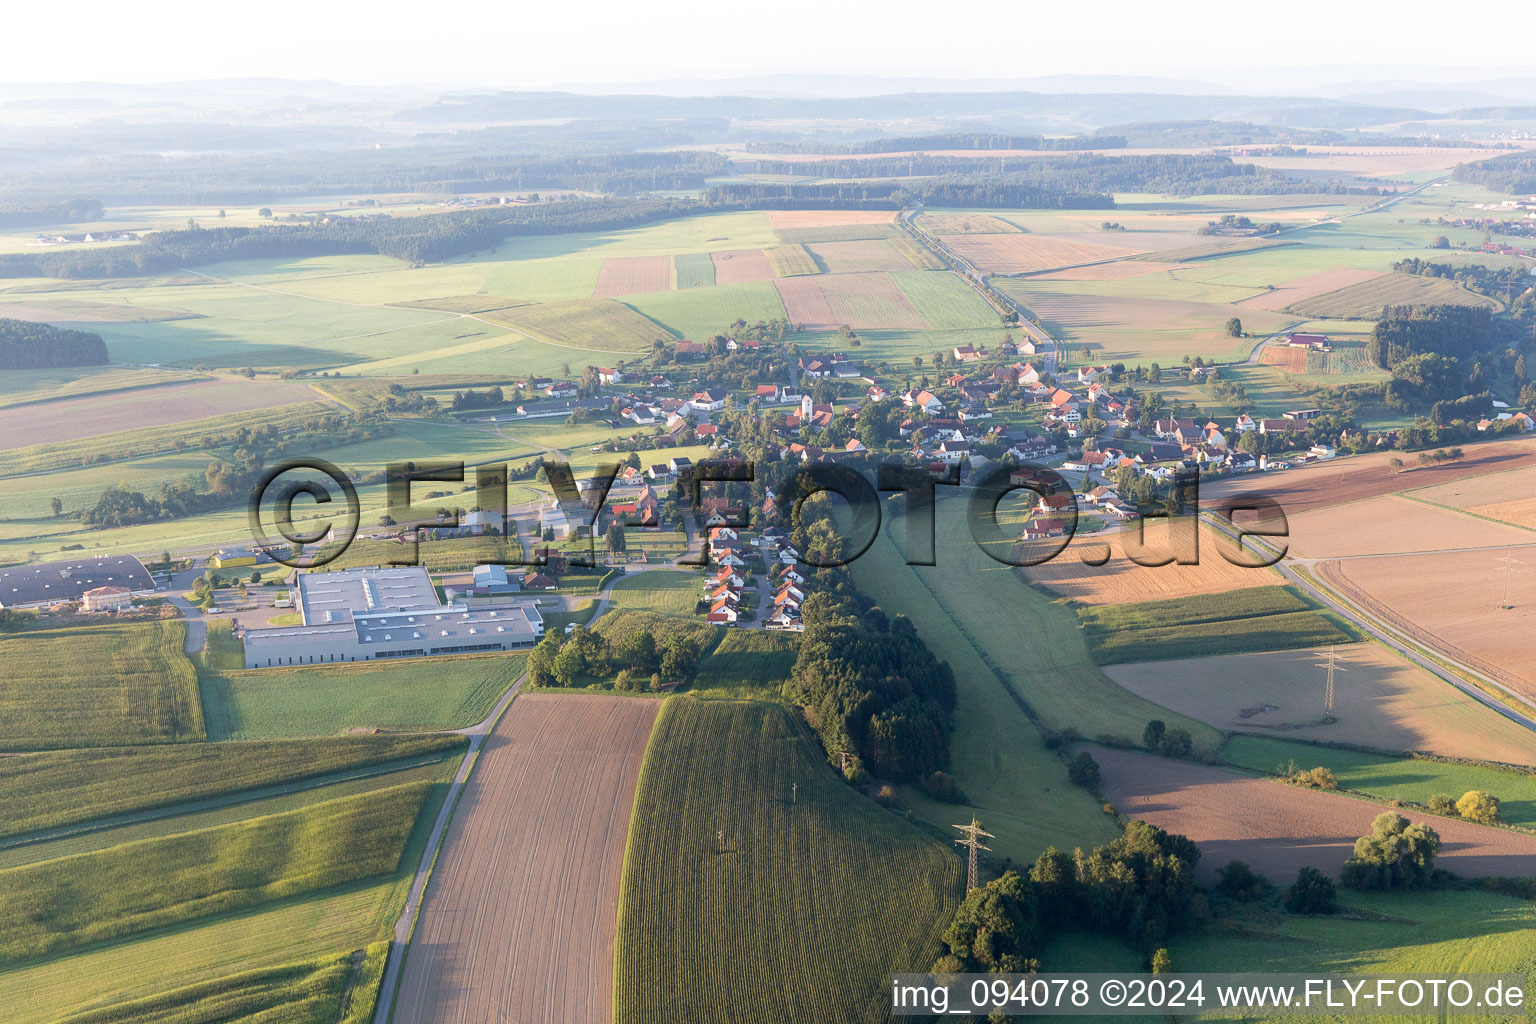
[1285,494,1533,558]
[0,377,319,450]
[1021,523,1284,606]
[593,256,673,298]
[1259,345,1308,373]
[1407,463,1536,530]
[709,249,774,284]
[390,694,660,1024]
[1203,438,1536,517]
[1319,551,1536,701]
[1093,746,1536,882]
[768,210,896,228]
[1104,645,1536,762]
[1241,268,1383,311]
[774,273,928,330]
[941,234,1137,273]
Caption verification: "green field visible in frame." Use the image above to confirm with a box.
[606,569,703,616]
[0,733,465,843]
[621,279,788,341]
[1081,586,1358,664]
[1173,887,1536,1020]
[0,782,429,964]
[890,270,1000,329]
[199,652,527,739]
[615,698,963,1024]
[690,629,799,699]
[0,621,203,751]
[673,252,716,289]
[591,608,722,657]
[1223,735,1536,829]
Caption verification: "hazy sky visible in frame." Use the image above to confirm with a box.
[6,0,1534,89]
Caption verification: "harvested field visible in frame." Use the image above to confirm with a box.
[941,234,1136,274]
[1240,268,1384,312]
[1092,745,1536,883]
[1031,260,1178,281]
[1021,523,1284,606]
[593,255,673,298]
[917,213,1022,234]
[763,243,819,277]
[806,239,914,274]
[767,210,895,229]
[1320,551,1536,700]
[1407,463,1536,530]
[887,234,945,270]
[1203,439,1536,517]
[1286,494,1534,558]
[1155,238,1295,262]
[390,693,659,1024]
[774,273,929,330]
[484,299,673,351]
[0,376,319,451]
[1104,646,1536,762]
[1259,344,1308,373]
[709,248,775,284]
[1290,273,1502,318]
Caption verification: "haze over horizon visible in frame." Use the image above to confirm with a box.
[6,0,1536,100]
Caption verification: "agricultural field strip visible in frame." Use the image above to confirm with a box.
[389,694,659,1024]
[0,749,459,853]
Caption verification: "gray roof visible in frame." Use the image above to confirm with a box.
[298,566,440,624]
[0,555,154,608]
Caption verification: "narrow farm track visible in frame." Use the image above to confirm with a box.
[387,694,660,1024]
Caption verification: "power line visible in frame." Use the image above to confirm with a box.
[953,818,993,893]
[1494,553,1522,611]
[1314,644,1347,716]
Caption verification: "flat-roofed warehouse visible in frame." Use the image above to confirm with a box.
[0,555,155,609]
[243,566,543,668]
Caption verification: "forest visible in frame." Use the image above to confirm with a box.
[0,318,108,368]
[1451,151,1536,193]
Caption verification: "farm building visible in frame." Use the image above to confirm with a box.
[1286,332,1331,351]
[0,555,155,609]
[242,566,542,668]
[209,546,267,569]
[81,585,133,612]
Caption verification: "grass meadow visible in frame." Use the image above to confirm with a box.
[615,698,962,1024]
[606,570,703,616]
[199,652,528,738]
[689,630,799,699]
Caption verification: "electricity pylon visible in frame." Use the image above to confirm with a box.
[953,818,993,893]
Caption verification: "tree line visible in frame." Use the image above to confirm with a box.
[743,132,1125,155]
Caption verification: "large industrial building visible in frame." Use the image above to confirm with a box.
[0,555,156,610]
[242,566,543,669]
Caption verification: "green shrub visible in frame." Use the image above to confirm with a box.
[1456,790,1501,824]
[1284,866,1339,914]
